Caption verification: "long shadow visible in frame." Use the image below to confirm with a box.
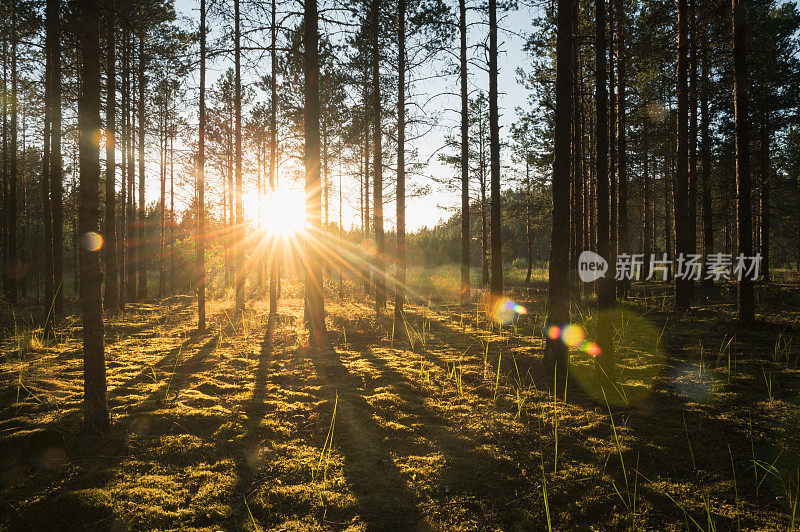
[307,342,424,530]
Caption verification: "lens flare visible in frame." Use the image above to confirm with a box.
[547,325,561,340]
[561,324,586,349]
[491,298,528,325]
[80,232,103,251]
[584,342,601,357]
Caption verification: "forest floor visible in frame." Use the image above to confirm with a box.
[1,275,799,530]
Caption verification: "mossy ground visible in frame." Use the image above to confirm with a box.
[0,275,799,530]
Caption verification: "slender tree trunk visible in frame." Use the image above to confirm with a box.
[126,35,136,303]
[688,0,698,298]
[50,0,63,313]
[546,0,574,374]
[609,0,618,300]
[596,0,612,308]
[700,32,714,288]
[372,0,385,312]
[137,35,146,300]
[488,0,503,301]
[616,0,628,296]
[303,0,326,342]
[643,119,652,281]
[42,18,54,329]
[480,106,489,286]
[104,13,118,311]
[732,0,754,323]
[119,34,127,309]
[525,158,532,284]
[759,111,770,283]
[459,0,470,305]
[675,0,691,310]
[197,0,206,330]
[234,0,244,314]
[268,0,278,315]
[8,8,18,304]
[78,0,110,434]
[159,88,166,298]
[394,0,406,325]
[1,36,7,302]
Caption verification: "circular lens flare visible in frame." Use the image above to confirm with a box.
[80,232,103,251]
[561,324,586,349]
[492,298,527,325]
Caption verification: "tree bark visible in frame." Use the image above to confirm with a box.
[759,111,770,283]
[488,0,503,301]
[303,0,326,343]
[197,0,206,330]
[732,0,754,323]
[372,0,385,312]
[616,0,628,296]
[137,35,146,300]
[546,0,574,375]
[596,0,612,308]
[50,0,63,313]
[234,0,244,314]
[268,0,278,315]
[688,0,698,298]
[394,0,407,325]
[78,0,110,434]
[700,30,714,289]
[459,0,470,305]
[675,0,691,310]
[104,12,118,311]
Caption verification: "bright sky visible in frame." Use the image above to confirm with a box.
[171,0,538,232]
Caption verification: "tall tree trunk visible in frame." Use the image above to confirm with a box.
[759,111,770,283]
[234,0,244,314]
[394,0,406,325]
[197,0,206,331]
[675,0,691,310]
[688,0,698,298]
[78,0,110,434]
[372,0,385,312]
[616,0,628,296]
[137,35,146,300]
[596,0,612,308]
[546,0,574,374]
[525,158,532,284]
[50,0,63,313]
[126,35,136,304]
[42,17,54,329]
[643,118,651,281]
[488,0,503,301]
[159,87,166,298]
[8,7,18,304]
[303,0,326,342]
[609,0,618,304]
[104,12,118,311]
[2,36,7,302]
[459,0,470,305]
[700,31,714,288]
[480,107,489,286]
[268,0,278,314]
[119,34,127,309]
[732,0,754,323]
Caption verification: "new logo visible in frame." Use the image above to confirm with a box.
[578,250,608,283]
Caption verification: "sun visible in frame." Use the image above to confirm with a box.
[255,188,307,236]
